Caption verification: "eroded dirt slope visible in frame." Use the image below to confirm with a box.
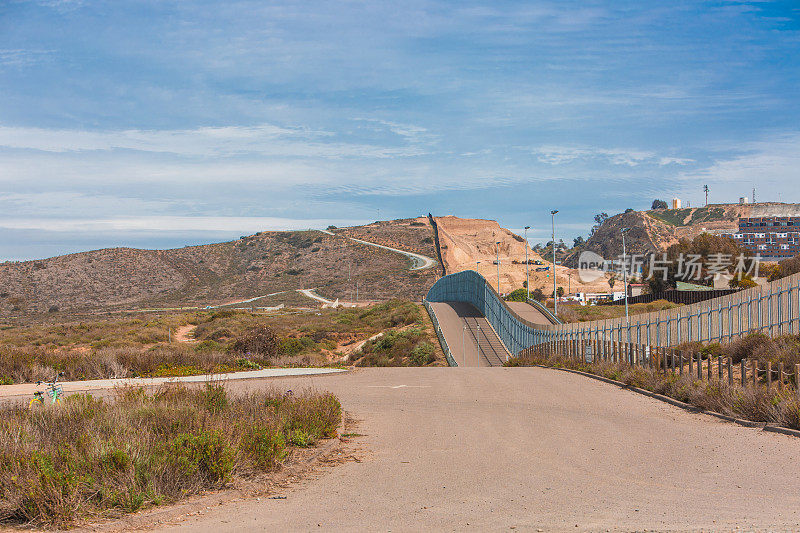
[434,216,611,295]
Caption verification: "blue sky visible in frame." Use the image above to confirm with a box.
[1,0,799,260]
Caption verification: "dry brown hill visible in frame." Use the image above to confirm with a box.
[0,218,439,317]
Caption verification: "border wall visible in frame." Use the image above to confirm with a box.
[425,270,800,353]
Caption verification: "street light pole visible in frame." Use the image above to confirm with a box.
[621,227,631,340]
[551,210,559,316]
[476,260,481,274]
[495,241,501,294]
[524,226,531,301]
[462,325,466,365]
[476,323,481,366]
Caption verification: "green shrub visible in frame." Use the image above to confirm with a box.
[244,427,286,469]
[200,383,228,414]
[411,342,435,365]
[166,430,235,484]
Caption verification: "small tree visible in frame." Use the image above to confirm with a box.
[531,288,545,302]
[651,199,668,210]
[624,208,635,213]
[556,286,565,297]
[230,325,279,358]
[608,275,616,290]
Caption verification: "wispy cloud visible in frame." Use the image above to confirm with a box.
[677,132,800,197]
[0,123,430,159]
[0,49,53,68]
[0,216,366,233]
[531,145,692,167]
[1,0,799,259]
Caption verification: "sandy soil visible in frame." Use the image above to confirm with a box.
[435,216,613,295]
[174,325,196,343]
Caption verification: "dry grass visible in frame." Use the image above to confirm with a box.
[507,352,800,430]
[0,300,440,384]
[557,299,680,323]
[0,384,341,526]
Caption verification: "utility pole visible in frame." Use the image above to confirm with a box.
[462,325,466,365]
[752,187,756,203]
[551,210,559,317]
[476,260,481,275]
[495,241,501,294]
[524,226,531,301]
[704,184,709,206]
[621,227,631,346]
[476,323,481,366]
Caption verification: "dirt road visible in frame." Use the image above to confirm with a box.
[140,367,800,532]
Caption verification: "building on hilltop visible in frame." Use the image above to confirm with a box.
[727,216,800,260]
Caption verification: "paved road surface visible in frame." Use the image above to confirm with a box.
[0,368,345,401]
[506,301,555,325]
[146,367,800,532]
[428,301,509,366]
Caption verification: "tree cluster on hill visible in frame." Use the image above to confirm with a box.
[532,239,570,260]
[651,199,668,210]
[642,234,756,293]
[505,287,546,302]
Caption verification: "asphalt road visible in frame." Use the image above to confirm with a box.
[506,301,555,326]
[428,301,510,366]
[148,367,800,532]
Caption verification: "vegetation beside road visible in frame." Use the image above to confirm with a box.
[507,333,800,430]
[0,300,442,384]
[555,299,680,323]
[0,384,341,526]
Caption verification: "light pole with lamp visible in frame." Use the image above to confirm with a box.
[476,323,481,366]
[524,226,531,300]
[495,241,501,294]
[551,210,559,316]
[621,227,631,350]
[462,324,466,365]
[476,260,481,274]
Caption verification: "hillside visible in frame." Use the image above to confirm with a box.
[0,218,439,317]
[434,216,613,295]
[565,202,800,267]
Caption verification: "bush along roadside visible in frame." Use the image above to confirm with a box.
[353,326,437,367]
[507,349,800,431]
[0,384,341,527]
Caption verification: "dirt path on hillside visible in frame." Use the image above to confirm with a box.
[174,325,196,343]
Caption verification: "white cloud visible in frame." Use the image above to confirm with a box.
[533,145,656,166]
[674,132,800,204]
[0,123,428,159]
[0,49,53,68]
[658,157,694,166]
[0,216,366,233]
